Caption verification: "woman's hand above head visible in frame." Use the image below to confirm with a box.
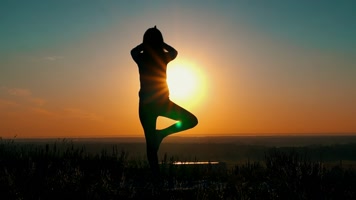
[163,43,178,61]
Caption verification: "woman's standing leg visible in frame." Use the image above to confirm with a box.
[139,103,160,176]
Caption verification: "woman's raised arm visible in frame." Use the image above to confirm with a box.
[131,43,144,62]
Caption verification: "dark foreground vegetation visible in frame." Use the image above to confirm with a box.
[1,139,356,200]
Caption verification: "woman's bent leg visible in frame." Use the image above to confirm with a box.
[158,100,198,137]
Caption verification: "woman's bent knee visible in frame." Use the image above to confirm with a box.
[188,115,198,128]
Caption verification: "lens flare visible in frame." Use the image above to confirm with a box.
[175,121,182,128]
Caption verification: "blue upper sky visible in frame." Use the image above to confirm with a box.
[1,0,355,54]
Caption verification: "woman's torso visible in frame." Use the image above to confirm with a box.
[137,53,170,103]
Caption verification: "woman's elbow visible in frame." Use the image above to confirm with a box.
[172,51,178,59]
[131,50,139,60]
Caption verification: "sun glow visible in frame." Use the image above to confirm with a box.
[167,60,206,107]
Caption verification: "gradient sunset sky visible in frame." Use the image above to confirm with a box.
[1,0,355,138]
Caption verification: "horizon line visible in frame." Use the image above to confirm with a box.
[2,132,356,140]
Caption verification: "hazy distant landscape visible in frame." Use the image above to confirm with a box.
[14,134,356,145]
[11,135,356,167]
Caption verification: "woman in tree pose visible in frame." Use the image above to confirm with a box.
[131,26,198,176]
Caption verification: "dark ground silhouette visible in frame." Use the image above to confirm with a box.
[1,139,356,199]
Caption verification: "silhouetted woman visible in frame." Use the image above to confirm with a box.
[131,26,198,176]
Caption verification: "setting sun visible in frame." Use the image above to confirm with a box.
[167,60,206,107]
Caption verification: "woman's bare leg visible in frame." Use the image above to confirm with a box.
[158,100,198,138]
[139,100,198,176]
[139,105,160,176]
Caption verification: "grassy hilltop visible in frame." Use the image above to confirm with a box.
[1,138,356,199]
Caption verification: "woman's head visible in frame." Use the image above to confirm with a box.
[143,26,164,51]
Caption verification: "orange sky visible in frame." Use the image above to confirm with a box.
[1,1,355,138]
